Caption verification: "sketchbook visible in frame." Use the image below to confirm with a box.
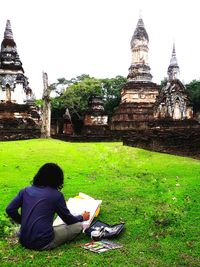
[53,192,102,230]
[82,240,123,253]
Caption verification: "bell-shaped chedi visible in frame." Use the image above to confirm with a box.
[111,16,159,131]
[154,44,193,120]
[84,96,108,125]
[82,95,108,136]
[0,20,34,104]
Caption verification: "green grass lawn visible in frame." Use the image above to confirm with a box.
[0,139,200,267]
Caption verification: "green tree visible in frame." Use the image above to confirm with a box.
[50,74,127,133]
[186,79,200,112]
[51,74,92,95]
[51,75,102,133]
[101,75,127,117]
[61,76,102,118]
[160,77,168,89]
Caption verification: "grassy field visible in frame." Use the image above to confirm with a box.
[0,139,200,267]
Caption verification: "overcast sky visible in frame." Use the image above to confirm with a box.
[0,0,200,98]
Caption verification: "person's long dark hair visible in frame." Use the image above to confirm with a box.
[32,163,64,190]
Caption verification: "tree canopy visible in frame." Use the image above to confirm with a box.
[50,74,127,132]
[101,75,127,117]
[186,79,200,112]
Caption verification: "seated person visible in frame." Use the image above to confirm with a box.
[6,163,90,250]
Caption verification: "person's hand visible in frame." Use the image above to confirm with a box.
[82,211,90,221]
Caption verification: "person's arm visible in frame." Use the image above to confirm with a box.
[55,194,85,225]
[6,189,24,224]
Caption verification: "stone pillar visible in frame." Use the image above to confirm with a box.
[41,72,51,138]
[5,85,11,102]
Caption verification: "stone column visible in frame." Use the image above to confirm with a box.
[41,72,51,138]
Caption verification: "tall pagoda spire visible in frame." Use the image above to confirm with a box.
[4,20,14,40]
[0,19,31,104]
[167,43,180,80]
[0,19,23,71]
[111,15,159,132]
[128,16,152,82]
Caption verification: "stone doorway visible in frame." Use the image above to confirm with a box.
[5,84,11,102]
[173,100,181,119]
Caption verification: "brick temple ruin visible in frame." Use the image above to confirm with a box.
[111,16,200,157]
[1,18,199,157]
[0,20,41,140]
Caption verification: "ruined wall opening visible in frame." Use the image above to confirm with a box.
[5,84,11,102]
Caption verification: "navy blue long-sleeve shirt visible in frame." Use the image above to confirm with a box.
[6,186,83,250]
